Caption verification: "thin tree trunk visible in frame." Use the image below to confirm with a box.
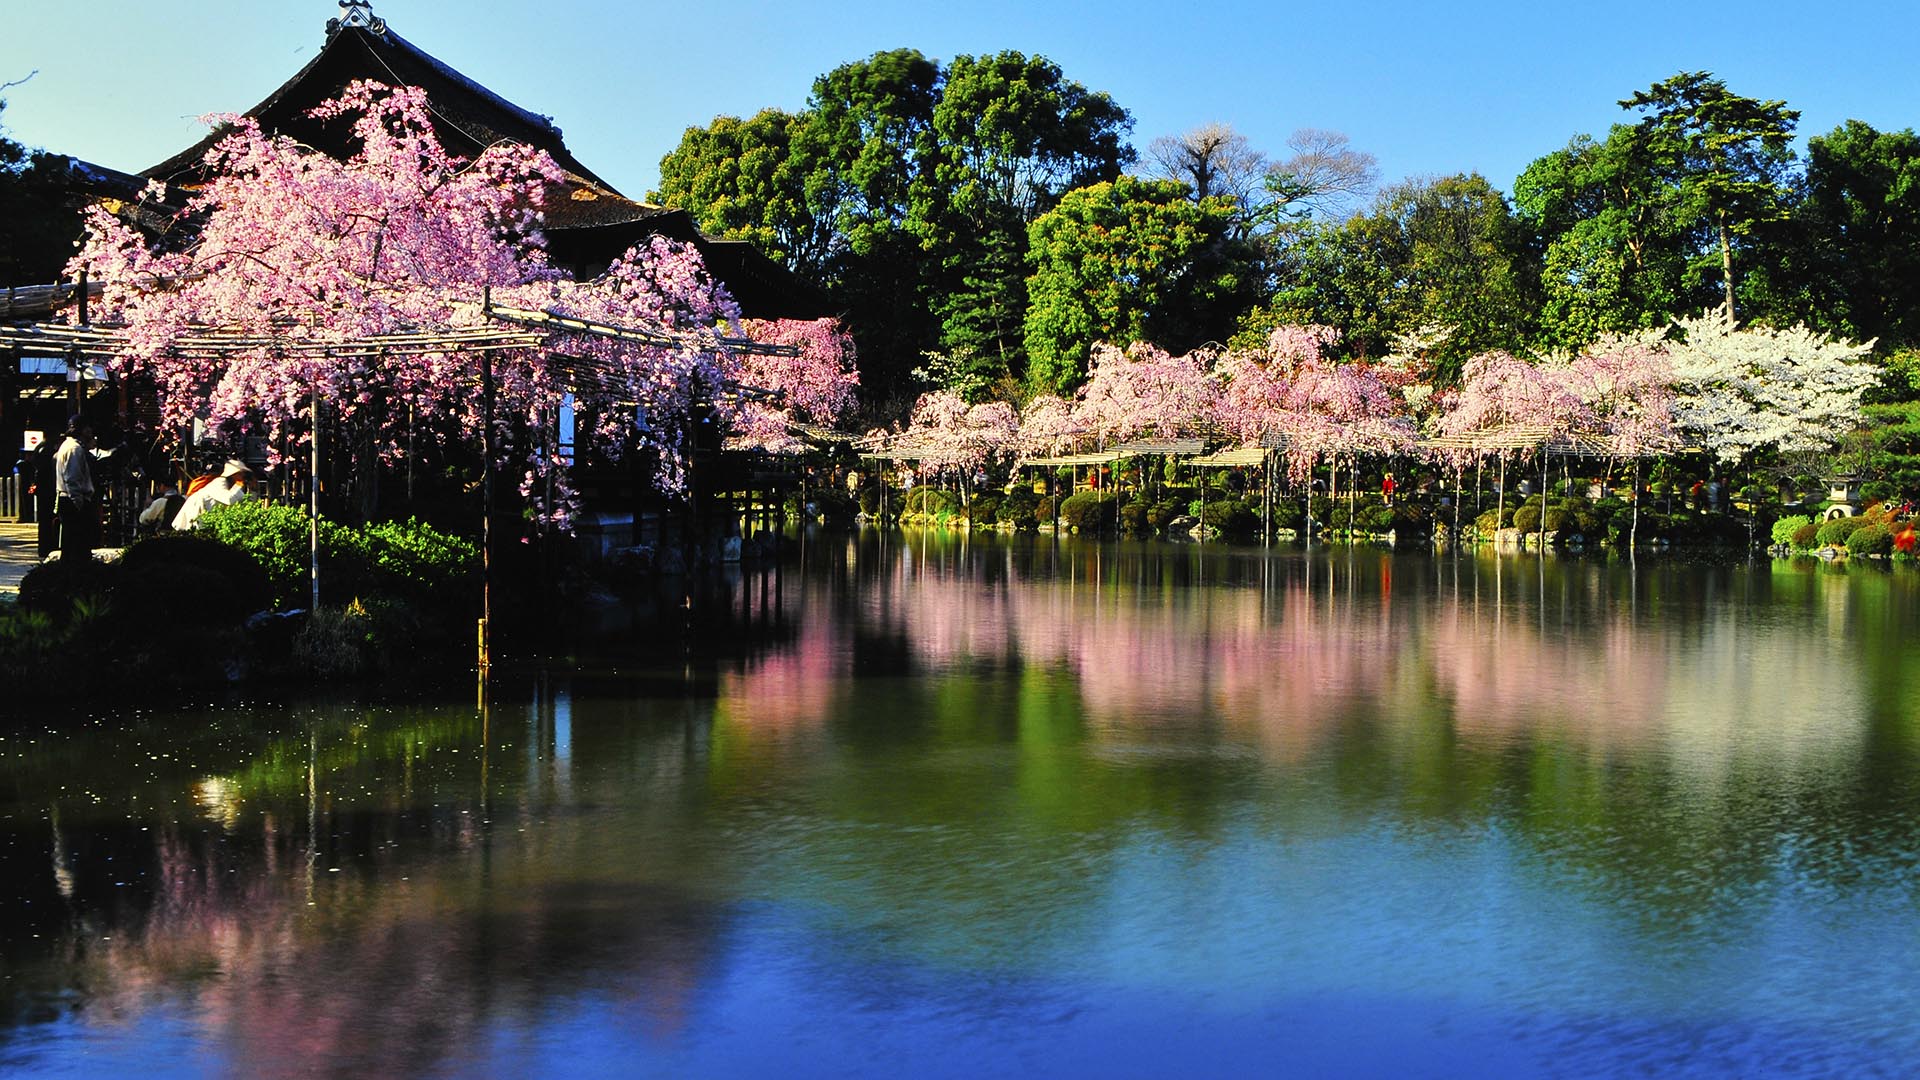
[1631,459,1641,552]
[1718,215,1736,318]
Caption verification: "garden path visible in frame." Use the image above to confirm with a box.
[0,522,35,597]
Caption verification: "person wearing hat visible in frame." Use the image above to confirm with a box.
[171,459,255,531]
[52,415,108,562]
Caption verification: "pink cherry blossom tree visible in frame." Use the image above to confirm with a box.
[1215,325,1413,483]
[1071,342,1221,445]
[1567,339,1676,458]
[1016,394,1082,459]
[727,317,859,452]
[69,81,844,530]
[897,391,1020,509]
[1436,350,1596,530]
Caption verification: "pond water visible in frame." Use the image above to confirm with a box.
[4,532,1920,1078]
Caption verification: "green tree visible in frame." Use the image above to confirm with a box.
[1620,72,1799,318]
[1023,176,1254,392]
[1762,121,1920,349]
[1257,173,1530,379]
[654,50,1132,408]
[652,108,830,275]
[915,51,1134,379]
[1519,72,1798,346]
[1514,130,1693,346]
[0,98,79,283]
[1248,216,1399,357]
[1383,174,1533,375]
[796,50,943,404]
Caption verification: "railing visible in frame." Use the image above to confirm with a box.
[0,476,21,522]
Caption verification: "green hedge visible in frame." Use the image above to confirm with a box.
[1815,516,1864,548]
[901,487,958,519]
[1791,521,1821,549]
[1196,500,1257,533]
[1848,523,1894,556]
[195,501,476,614]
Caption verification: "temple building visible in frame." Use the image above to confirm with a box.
[139,1,825,320]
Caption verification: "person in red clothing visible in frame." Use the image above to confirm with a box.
[1381,472,1396,506]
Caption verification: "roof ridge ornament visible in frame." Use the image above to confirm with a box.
[328,1,387,36]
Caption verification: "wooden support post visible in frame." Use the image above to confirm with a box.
[1497,454,1506,543]
[1262,452,1272,546]
[310,379,321,612]
[1539,448,1550,555]
[478,288,495,679]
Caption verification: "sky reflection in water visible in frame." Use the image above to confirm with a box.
[3,534,1919,1078]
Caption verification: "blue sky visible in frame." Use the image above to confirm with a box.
[4,1,1917,202]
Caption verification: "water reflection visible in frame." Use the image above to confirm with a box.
[4,535,1920,1076]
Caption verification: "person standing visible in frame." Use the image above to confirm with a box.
[53,416,101,563]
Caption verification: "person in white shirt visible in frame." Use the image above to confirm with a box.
[53,416,104,562]
[172,459,255,531]
[138,483,185,534]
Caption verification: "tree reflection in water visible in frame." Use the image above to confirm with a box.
[2,533,1919,1076]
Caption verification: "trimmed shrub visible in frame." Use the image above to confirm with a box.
[1388,504,1432,537]
[1118,500,1150,534]
[1354,503,1393,533]
[1058,491,1117,532]
[968,495,1002,526]
[1513,502,1542,536]
[901,487,957,519]
[1791,521,1821,549]
[1196,500,1257,533]
[1033,496,1060,526]
[114,562,254,629]
[119,533,274,617]
[17,557,117,618]
[1772,515,1812,547]
[194,501,324,604]
[194,502,476,620]
[1847,523,1894,556]
[789,488,856,522]
[1815,516,1864,548]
